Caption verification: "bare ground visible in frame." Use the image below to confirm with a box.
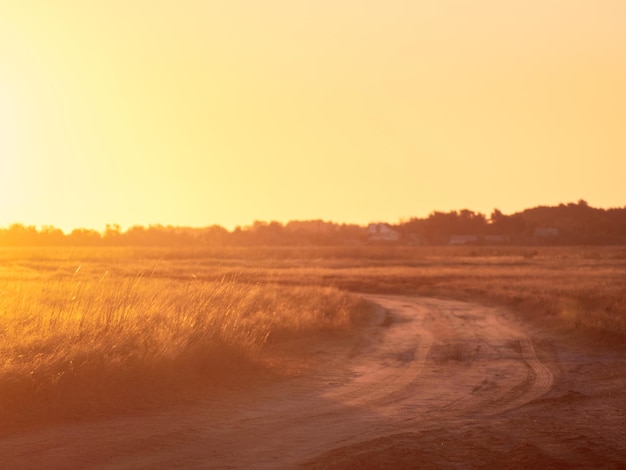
[1,295,625,469]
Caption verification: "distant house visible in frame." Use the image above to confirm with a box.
[533,227,559,238]
[449,235,479,245]
[367,223,400,242]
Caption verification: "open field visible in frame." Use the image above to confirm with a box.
[1,245,625,467]
[0,248,372,428]
[6,244,623,332]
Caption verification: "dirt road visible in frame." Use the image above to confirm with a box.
[1,296,625,468]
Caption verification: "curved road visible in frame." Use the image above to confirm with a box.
[3,295,623,468]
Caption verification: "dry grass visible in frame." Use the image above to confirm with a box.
[0,258,369,428]
[105,245,623,339]
[1,245,624,428]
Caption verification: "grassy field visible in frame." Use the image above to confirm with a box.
[1,245,625,428]
[0,251,370,428]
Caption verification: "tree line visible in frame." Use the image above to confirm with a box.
[398,200,626,244]
[1,201,625,246]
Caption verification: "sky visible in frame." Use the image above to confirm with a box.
[1,1,625,233]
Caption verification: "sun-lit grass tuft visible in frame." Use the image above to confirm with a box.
[0,268,369,428]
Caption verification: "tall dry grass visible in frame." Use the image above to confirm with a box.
[0,263,369,428]
[95,245,623,339]
[1,245,624,428]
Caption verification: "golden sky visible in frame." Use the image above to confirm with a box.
[1,1,625,232]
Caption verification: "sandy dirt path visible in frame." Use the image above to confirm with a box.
[1,295,625,468]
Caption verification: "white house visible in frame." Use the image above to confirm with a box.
[367,223,400,242]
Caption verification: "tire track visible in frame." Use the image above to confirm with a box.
[323,297,434,408]
[482,336,554,416]
[0,295,556,470]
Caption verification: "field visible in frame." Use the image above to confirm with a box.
[0,248,373,428]
[1,245,625,435]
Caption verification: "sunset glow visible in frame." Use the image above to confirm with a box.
[1,1,625,232]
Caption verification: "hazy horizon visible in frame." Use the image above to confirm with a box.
[1,199,623,235]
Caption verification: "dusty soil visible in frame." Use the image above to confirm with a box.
[1,295,625,469]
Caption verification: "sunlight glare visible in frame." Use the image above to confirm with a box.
[0,83,21,224]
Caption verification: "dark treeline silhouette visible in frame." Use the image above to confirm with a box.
[1,201,625,246]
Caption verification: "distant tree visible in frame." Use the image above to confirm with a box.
[125,225,146,244]
[490,209,503,222]
[40,226,65,245]
[103,224,121,245]
[2,224,39,245]
[200,225,229,245]
[489,210,526,236]
[68,228,102,246]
